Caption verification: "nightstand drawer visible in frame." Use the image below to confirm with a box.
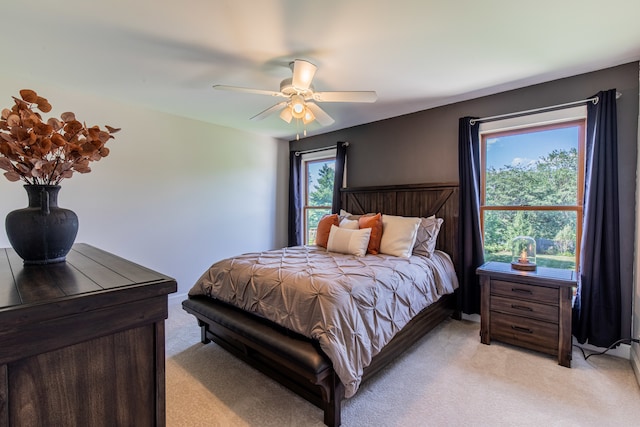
[490,295,559,323]
[491,312,558,355]
[491,280,558,305]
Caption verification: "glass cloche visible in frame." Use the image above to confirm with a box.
[511,236,536,271]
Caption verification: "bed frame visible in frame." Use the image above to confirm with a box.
[182,183,460,426]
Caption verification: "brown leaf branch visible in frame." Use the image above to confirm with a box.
[0,89,120,185]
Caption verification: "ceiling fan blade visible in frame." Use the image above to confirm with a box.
[312,91,377,103]
[213,85,284,97]
[306,102,335,126]
[291,60,317,91]
[250,101,288,121]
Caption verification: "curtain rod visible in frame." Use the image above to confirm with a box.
[294,141,349,156]
[470,91,622,126]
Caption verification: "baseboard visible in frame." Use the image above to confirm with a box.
[572,338,631,360]
[461,313,481,323]
[169,291,188,302]
[463,312,635,362]
[631,344,640,387]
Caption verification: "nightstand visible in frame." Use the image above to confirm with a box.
[477,261,576,367]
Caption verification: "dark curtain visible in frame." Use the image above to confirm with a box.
[287,151,303,246]
[572,89,621,347]
[331,142,348,214]
[458,117,484,314]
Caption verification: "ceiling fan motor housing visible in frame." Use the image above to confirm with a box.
[280,78,314,99]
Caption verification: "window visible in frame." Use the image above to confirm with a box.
[480,107,586,270]
[301,150,336,244]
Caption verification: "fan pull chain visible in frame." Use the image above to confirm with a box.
[293,118,307,140]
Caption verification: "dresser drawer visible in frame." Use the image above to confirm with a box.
[490,312,558,355]
[491,295,559,323]
[491,280,558,305]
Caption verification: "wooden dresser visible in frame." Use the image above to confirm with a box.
[477,261,576,367]
[0,243,177,427]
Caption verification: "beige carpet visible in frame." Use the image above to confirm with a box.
[165,297,640,426]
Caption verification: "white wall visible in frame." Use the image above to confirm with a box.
[0,79,289,296]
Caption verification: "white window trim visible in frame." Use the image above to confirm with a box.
[301,148,337,162]
[480,105,587,135]
[479,105,587,270]
[301,148,338,208]
[301,149,337,245]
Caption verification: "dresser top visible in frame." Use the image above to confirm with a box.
[1,243,177,311]
[476,261,577,286]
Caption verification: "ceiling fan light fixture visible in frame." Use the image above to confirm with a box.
[292,104,305,115]
[291,60,317,90]
[279,107,293,123]
[292,108,305,119]
[290,94,306,119]
[302,108,315,125]
[214,59,375,133]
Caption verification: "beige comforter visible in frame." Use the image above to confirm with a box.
[188,245,458,397]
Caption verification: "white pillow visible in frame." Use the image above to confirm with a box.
[339,218,359,229]
[379,214,421,258]
[327,225,371,257]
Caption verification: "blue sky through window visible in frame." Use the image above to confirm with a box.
[486,126,579,169]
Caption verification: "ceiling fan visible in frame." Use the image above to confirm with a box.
[213,59,377,135]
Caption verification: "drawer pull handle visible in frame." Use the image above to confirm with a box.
[511,325,533,334]
[511,304,533,311]
[512,288,533,295]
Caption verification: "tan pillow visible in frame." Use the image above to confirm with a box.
[412,216,444,257]
[339,218,360,229]
[358,213,383,255]
[379,214,421,258]
[339,209,377,221]
[327,225,372,257]
[339,209,362,220]
[316,214,339,248]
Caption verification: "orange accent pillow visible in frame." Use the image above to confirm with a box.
[316,214,339,248]
[358,213,383,254]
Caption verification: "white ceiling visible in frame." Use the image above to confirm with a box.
[2,1,639,141]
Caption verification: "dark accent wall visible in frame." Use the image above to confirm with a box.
[290,61,639,339]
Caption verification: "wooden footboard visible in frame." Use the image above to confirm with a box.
[182,292,457,426]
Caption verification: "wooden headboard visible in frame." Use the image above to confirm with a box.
[341,182,459,269]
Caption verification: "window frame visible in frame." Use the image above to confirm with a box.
[479,109,586,270]
[301,149,337,245]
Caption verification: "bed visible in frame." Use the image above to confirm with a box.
[182,183,460,426]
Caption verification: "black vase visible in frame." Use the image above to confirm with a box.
[5,185,79,264]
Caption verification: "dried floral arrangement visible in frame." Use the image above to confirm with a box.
[0,89,120,185]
